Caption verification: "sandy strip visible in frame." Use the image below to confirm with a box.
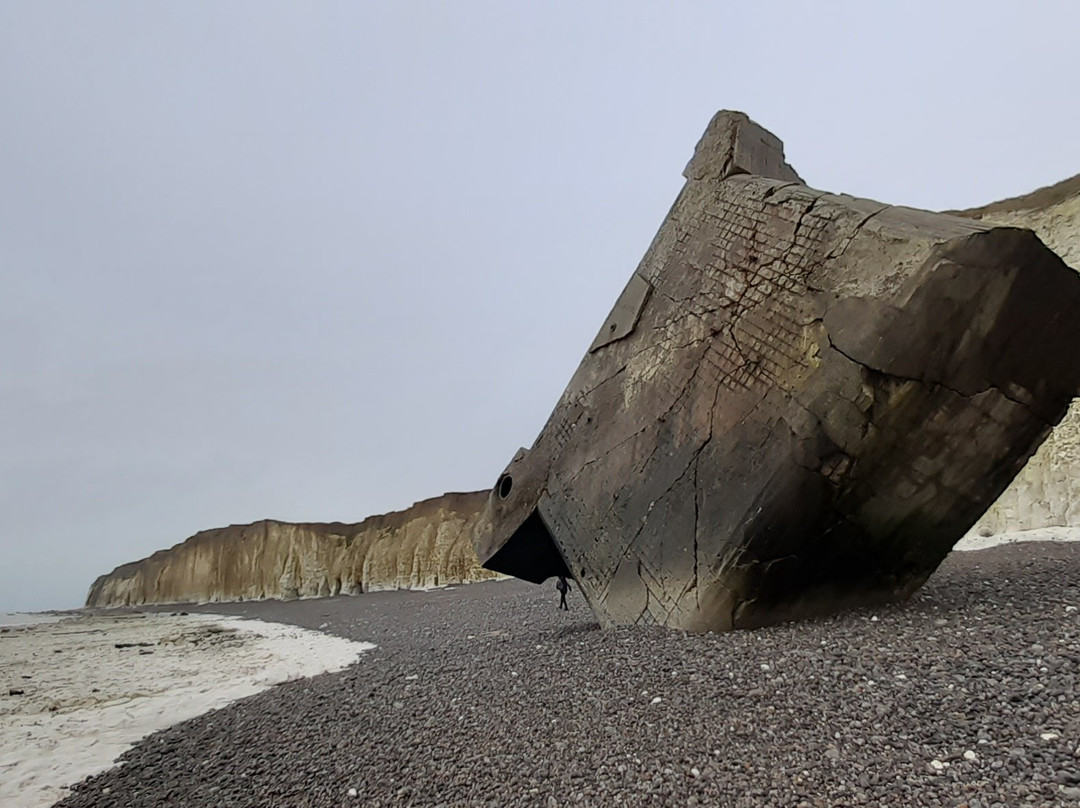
[954,526,1080,551]
[0,612,374,808]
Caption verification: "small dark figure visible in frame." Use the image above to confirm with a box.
[556,576,570,611]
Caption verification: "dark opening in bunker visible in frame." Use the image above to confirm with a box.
[483,509,570,584]
[497,474,513,500]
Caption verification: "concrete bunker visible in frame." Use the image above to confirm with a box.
[473,111,1080,632]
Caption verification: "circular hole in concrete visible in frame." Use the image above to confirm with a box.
[497,474,513,500]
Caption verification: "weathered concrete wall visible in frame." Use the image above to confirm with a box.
[86,492,498,607]
[957,176,1080,535]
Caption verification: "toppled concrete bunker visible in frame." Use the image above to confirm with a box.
[473,111,1080,632]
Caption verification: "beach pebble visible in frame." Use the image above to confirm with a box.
[48,542,1080,808]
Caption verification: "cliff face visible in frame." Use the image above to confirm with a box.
[956,175,1080,534]
[86,492,499,607]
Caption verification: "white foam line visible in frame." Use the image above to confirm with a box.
[0,614,68,628]
[0,613,374,808]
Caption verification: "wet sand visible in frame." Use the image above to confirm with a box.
[1,613,372,808]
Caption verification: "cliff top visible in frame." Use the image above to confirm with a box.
[950,172,1080,217]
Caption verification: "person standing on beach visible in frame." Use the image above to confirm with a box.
[556,576,570,610]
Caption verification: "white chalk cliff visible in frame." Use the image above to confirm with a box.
[955,175,1080,535]
[86,492,499,607]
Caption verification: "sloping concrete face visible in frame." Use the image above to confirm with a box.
[474,111,1080,632]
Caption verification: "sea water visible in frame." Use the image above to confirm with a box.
[0,612,67,628]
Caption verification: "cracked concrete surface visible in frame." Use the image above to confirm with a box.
[474,111,1080,633]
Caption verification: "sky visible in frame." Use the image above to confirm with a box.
[2,2,1079,612]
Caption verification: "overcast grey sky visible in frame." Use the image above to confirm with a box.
[2,2,1078,612]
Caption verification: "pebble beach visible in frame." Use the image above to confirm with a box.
[19,534,1079,808]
